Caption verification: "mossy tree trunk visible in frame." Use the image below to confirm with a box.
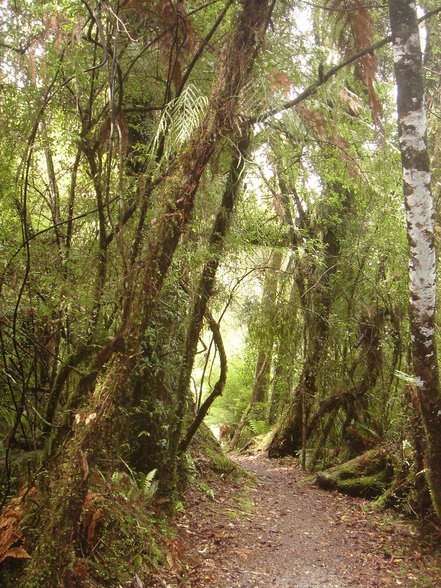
[268,279,300,425]
[308,307,384,467]
[315,447,395,498]
[255,250,283,403]
[267,305,330,457]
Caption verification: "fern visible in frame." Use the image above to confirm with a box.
[111,467,158,500]
[142,468,157,497]
[249,419,270,436]
[151,84,208,165]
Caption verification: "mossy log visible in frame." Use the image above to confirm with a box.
[315,448,395,499]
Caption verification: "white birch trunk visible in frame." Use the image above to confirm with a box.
[389,0,441,518]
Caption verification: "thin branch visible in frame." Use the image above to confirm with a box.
[0,197,120,296]
[176,0,234,97]
[179,308,227,452]
[248,37,392,125]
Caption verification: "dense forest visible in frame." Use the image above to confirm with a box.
[1,0,441,585]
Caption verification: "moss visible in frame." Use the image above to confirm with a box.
[81,486,168,586]
[190,423,244,481]
[15,463,170,588]
[208,451,241,478]
[236,495,254,513]
[10,422,247,587]
[225,508,239,519]
[315,447,395,498]
[336,470,391,498]
[195,422,224,454]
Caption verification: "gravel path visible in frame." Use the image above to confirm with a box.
[202,455,382,587]
[155,453,440,587]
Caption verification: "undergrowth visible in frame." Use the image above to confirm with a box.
[0,424,246,586]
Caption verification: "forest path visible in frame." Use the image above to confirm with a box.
[167,454,439,587]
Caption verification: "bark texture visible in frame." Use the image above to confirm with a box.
[268,185,350,457]
[315,448,395,498]
[389,0,441,518]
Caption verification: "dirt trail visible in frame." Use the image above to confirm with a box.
[161,454,440,587]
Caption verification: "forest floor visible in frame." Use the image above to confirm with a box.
[152,452,441,587]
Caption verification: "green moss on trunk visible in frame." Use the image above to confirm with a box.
[315,448,395,499]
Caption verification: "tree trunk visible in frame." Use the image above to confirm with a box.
[268,223,337,457]
[315,448,395,498]
[253,249,283,405]
[165,135,249,489]
[268,343,284,425]
[268,279,300,425]
[268,178,353,458]
[388,0,441,518]
[268,322,327,457]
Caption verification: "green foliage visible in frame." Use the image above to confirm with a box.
[249,419,271,436]
[82,484,165,585]
[0,1,440,579]
[111,466,158,502]
[199,482,215,500]
[205,350,256,428]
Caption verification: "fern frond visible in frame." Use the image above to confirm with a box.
[143,468,157,495]
[150,84,208,166]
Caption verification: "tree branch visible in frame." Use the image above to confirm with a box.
[179,308,227,453]
[248,8,441,126]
